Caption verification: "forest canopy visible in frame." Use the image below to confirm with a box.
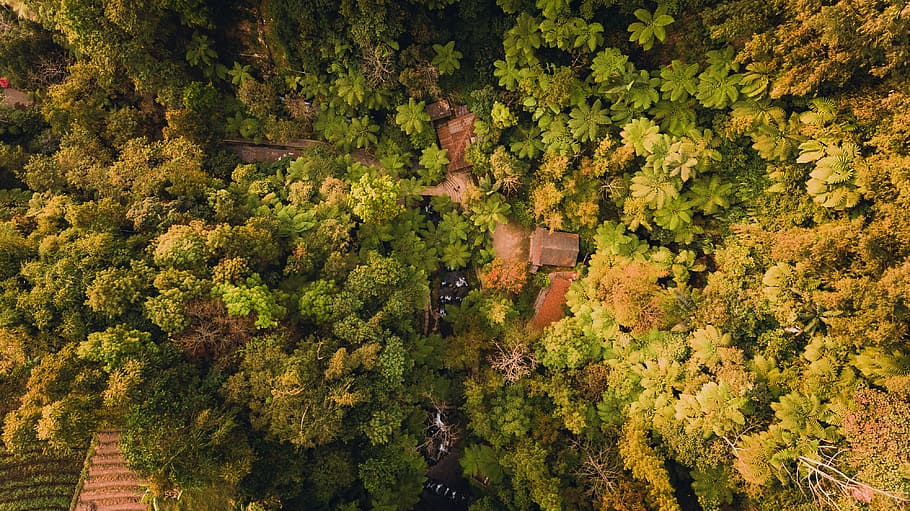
[1,0,909,510]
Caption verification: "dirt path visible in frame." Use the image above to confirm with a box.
[421,171,474,205]
[491,220,530,262]
[224,138,381,168]
[0,88,32,108]
[74,430,145,511]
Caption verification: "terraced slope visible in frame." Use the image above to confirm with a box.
[74,431,145,511]
[0,447,82,511]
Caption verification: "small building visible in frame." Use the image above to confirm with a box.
[427,100,453,122]
[532,272,577,329]
[436,110,476,172]
[529,227,579,269]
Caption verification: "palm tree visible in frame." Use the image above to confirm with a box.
[659,60,698,102]
[228,61,252,86]
[441,241,471,270]
[739,62,771,98]
[620,117,661,156]
[572,20,604,52]
[460,444,504,485]
[494,58,522,91]
[334,71,366,108]
[504,12,542,65]
[627,6,674,51]
[750,116,801,161]
[344,116,379,150]
[653,197,693,231]
[395,98,430,136]
[696,68,741,109]
[591,47,628,84]
[689,175,732,215]
[630,166,679,209]
[649,100,697,136]
[186,32,216,69]
[419,145,450,175]
[431,41,462,75]
[568,99,610,143]
[470,195,511,233]
[509,125,543,159]
[437,210,470,244]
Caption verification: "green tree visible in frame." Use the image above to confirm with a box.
[491,101,518,129]
[619,419,682,511]
[395,98,430,136]
[419,145,450,175]
[2,345,103,453]
[461,444,505,485]
[349,173,403,224]
[568,99,609,143]
[432,41,462,75]
[229,62,253,86]
[213,274,287,329]
[222,334,352,449]
[470,194,511,233]
[659,60,699,102]
[696,68,741,109]
[358,437,426,511]
[77,325,157,372]
[627,6,675,51]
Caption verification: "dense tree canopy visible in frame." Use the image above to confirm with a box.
[1,0,909,510]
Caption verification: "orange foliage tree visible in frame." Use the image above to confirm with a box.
[481,257,528,294]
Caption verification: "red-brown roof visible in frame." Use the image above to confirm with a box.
[532,272,577,328]
[436,112,476,172]
[427,100,452,121]
[529,227,579,267]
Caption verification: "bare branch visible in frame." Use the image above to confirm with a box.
[418,400,459,462]
[795,452,910,509]
[570,439,621,498]
[488,341,538,383]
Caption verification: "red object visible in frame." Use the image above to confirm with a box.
[532,272,577,329]
[529,227,580,267]
[435,110,476,171]
[0,78,9,88]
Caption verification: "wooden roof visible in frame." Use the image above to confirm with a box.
[532,272,577,328]
[436,112,476,172]
[427,100,452,121]
[529,227,579,267]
